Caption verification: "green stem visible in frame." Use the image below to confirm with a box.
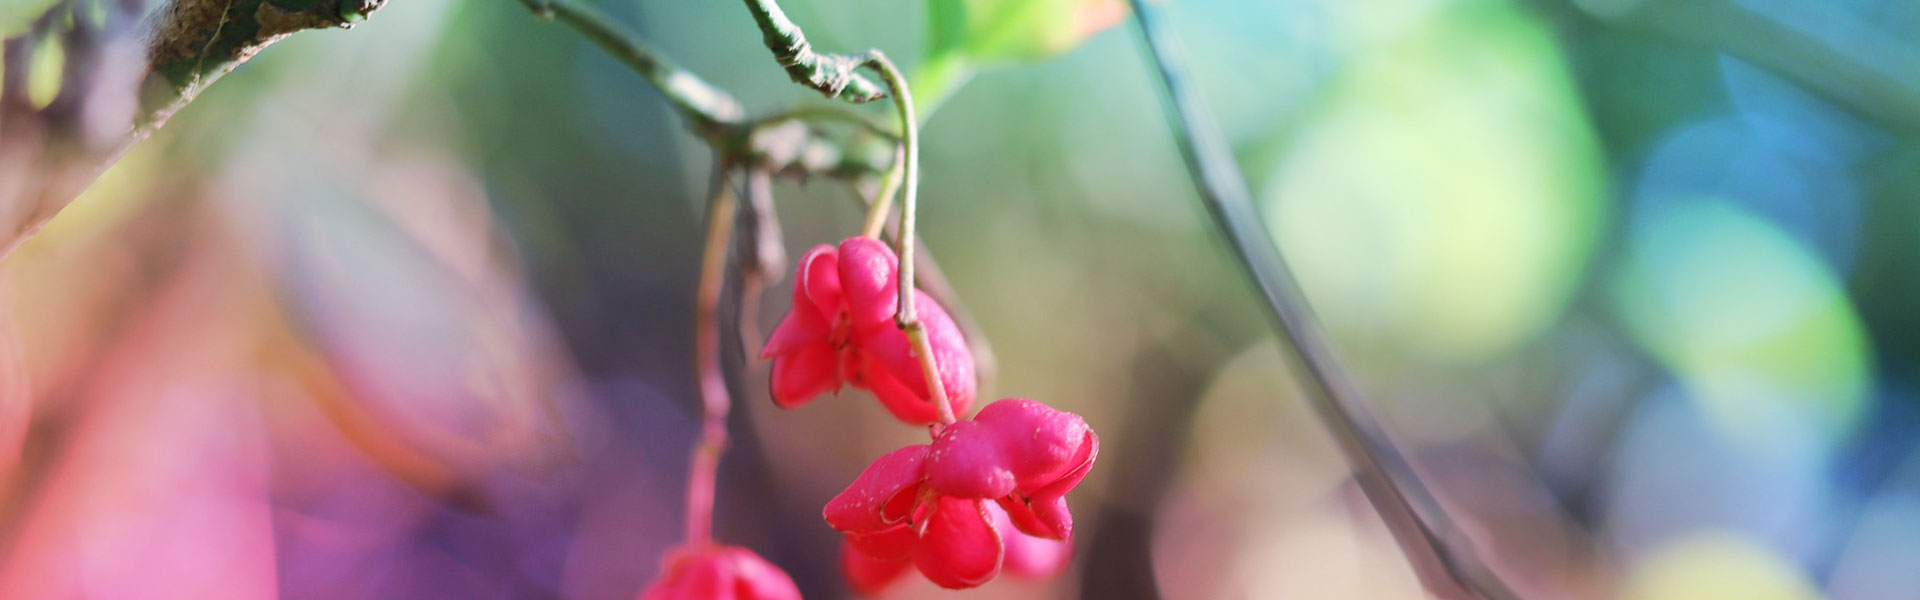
[738,0,885,103]
[843,183,998,401]
[860,51,954,425]
[859,144,903,239]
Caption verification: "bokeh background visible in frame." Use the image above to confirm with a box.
[3,0,1919,598]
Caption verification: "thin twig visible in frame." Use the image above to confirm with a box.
[895,239,995,400]
[1125,2,1517,599]
[686,161,740,545]
[859,144,904,239]
[516,0,901,184]
[737,0,885,102]
[753,104,899,141]
[856,51,956,426]
[845,181,999,399]
[521,0,743,136]
[734,169,782,358]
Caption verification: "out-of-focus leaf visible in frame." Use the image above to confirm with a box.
[916,0,1127,114]
[926,0,1124,63]
[0,0,62,37]
[26,31,64,109]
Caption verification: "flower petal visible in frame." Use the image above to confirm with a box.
[836,237,899,327]
[994,496,1053,541]
[924,419,1016,499]
[797,244,844,313]
[861,291,975,413]
[640,548,734,600]
[719,547,802,600]
[769,345,840,409]
[844,523,919,561]
[824,445,931,533]
[976,399,1092,490]
[855,352,947,425]
[841,539,914,596]
[761,300,829,358]
[1001,428,1098,540]
[988,502,1074,579]
[912,497,1003,589]
[928,400,1097,537]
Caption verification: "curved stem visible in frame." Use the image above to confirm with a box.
[863,53,919,327]
[686,162,740,545]
[859,51,954,425]
[843,182,998,400]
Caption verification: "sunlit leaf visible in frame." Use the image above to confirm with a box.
[926,0,1124,62]
[917,0,1127,113]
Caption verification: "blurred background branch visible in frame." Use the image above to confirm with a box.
[517,0,744,136]
[1125,0,1520,598]
[1567,0,1920,136]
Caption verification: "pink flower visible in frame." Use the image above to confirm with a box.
[638,545,800,600]
[822,400,1097,590]
[992,502,1074,579]
[762,237,975,425]
[822,445,1002,589]
[840,539,913,596]
[838,503,1073,595]
[927,399,1099,540]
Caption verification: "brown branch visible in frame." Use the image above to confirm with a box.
[0,0,387,259]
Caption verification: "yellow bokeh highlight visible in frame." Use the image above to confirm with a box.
[1611,201,1870,445]
[26,32,64,109]
[1621,532,1823,600]
[1265,5,1605,363]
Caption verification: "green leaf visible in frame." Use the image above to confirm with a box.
[916,0,1124,116]
[926,0,1123,63]
[0,0,63,38]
